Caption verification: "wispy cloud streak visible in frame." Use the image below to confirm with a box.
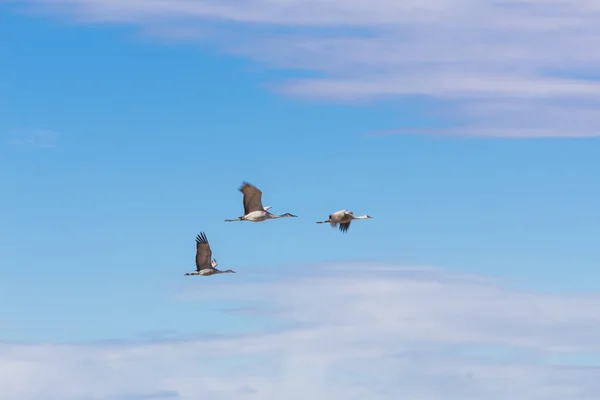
[9,0,600,137]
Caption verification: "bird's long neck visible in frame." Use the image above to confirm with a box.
[354,215,370,220]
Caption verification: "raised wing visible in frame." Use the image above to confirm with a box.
[239,182,264,214]
[195,232,213,271]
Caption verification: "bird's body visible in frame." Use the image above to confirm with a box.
[184,232,235,276]
[316,209,373,233]
[241,209,270,222]
[225,182,298,222]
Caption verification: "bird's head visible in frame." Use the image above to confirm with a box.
[281,213,298,218]
[366,215,373,219]
[225,269,236,273]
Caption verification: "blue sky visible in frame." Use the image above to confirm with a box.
[1,1,600,399]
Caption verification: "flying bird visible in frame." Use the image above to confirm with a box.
[225,182,298,222]
[316,209,373,233]
[184,232,235,276]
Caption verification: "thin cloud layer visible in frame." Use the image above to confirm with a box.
[8,129,59,148]
[2,264,600,399]
[9,0,600,136]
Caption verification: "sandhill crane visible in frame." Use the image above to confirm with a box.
[316,209,373,233]
[184,232,235,276]
[225,182,298,222]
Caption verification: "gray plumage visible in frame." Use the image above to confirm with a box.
[316,209,373,233]
[240,182,264,215]
[225,182,298,222]
[194,232,213,271]
[184,232,235,276]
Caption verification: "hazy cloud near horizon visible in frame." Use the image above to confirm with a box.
[10,0,600,138]
[2,264,600,399]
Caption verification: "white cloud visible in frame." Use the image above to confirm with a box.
[10,0,600,137]
[2,263,600,399]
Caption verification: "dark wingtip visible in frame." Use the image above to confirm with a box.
[239,181,252,191]
[195,232,208,243]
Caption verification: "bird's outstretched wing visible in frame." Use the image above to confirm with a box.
[239,182,264,214]
[195,232,213,271]
[339,221,351,233]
